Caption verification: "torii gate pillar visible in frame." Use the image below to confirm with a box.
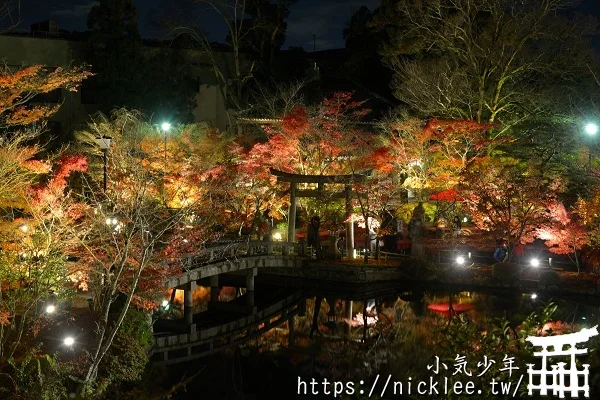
[345,184,355,259]
[288,182,297,242]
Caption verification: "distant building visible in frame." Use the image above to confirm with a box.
[0,20,230,139]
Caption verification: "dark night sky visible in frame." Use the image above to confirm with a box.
[16,0,600,50]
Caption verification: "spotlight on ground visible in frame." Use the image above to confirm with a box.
[530,258,540,267]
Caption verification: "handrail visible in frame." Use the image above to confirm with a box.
[179,241,305,272]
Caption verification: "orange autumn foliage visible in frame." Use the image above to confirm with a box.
[0,64,92,127]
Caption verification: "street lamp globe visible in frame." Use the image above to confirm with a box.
[161,122,171,132]
[585,123,598,135]
[95,136,112,150]
[64,336,75,346]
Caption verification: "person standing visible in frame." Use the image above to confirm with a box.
[452,215,462,238]
[513,242,525,264]
[307,216,321,259]
[494,240,508,263]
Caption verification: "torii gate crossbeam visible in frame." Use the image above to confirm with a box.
[270,168,370,258]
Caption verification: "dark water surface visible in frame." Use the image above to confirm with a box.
[156,281,600,399]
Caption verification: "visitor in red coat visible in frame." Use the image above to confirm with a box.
[513,242,525,264]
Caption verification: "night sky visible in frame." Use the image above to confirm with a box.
[20,0,379,50]
[17,0,600,50]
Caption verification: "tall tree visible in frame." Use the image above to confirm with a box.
[0,63,89,394]
[371,0,598,137]
[342,6,395,109]
[72,110,197,395]
[86,0,143,111]
[237,0,296,78]
[378,116,494,200]
[172,0,295,128]
[87,0,196,121]
[0,0,19,32]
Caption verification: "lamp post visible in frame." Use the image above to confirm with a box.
[95,136,112,194]
[160,122,171,204]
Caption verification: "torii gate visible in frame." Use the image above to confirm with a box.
[270,168,369,258]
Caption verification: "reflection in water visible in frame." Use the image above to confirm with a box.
[159,287,600,399]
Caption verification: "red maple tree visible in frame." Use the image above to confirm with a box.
[459,156,561,256]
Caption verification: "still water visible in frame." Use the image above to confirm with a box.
[158,282,600,399]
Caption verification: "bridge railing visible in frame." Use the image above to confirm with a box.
[182,240,304,271]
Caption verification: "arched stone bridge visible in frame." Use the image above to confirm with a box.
[151,241,307,364]
[165,240,306,289]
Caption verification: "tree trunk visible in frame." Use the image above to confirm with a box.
[363,229,369,264]
[79,250,147,396]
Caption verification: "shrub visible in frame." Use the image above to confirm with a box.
[492,262,522,283]
[399,257,445,281]
[98,308,155,394]
[539,270,560,287]
[1,353,72,400]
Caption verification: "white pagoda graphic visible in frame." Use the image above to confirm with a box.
[526,325,598,398]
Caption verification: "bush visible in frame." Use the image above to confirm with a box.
[98,308,155,394]
[539,270,560,287]
[492,262,522,283]
[399,257,445,281]
[1,353,72,400]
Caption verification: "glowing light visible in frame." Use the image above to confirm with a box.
[272,232,283,241]
[456,256,465,265]
[161,122,171,132]
[112,218,118,225]
[463,217,468,223]
[161,300,168,307]
[19,224,28,232]
[531,294,538,299]
[530,258,540,267]
[45,304,56,314]
[63,337,74,346]
[105,218,112,225]
[585,123,598,135]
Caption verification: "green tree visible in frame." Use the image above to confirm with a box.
[86,0,144,111]
[86,0,195,121]
[237,0,296,78]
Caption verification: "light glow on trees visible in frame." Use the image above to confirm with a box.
[585,123,598,135]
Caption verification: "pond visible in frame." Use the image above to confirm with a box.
[155,281,600,399]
